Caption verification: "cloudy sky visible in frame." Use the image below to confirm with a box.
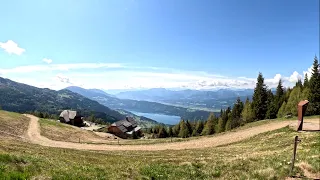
[1,0,319,91]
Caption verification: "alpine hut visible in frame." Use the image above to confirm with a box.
[59,110,84,127]
[108,117,141,138]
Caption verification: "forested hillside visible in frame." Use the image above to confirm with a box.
[147,56,320,138]
[0,78,125,123]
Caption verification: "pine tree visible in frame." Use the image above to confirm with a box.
[168,126,173,137]
[308,56,320,115]
[241,98,254,123]
[192,121,204,136]
[266,89,277,119]
[172,123,180,137]
[185,120,193,137]
[295,79,303,89]
[277,101,287,118]
[158,126,168,138]
[252,73,268,120]
[303,73,309,88]
[231,97,244,128]
[201,113,216,135]
[275,79,285,112]
[225,112,232,131]
[178,120,189,138]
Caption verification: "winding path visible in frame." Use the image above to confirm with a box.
[24,114,318,151]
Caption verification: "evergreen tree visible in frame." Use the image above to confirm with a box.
[178,120,189,138]
[277,101,287,118]
[158,126,168,138]
[168,126,173,137]
[266,89,277,119]
[231,97,244,128]
[252,73,268,120]
[185,120,193,136]
[172,123,180,137]
[225,116,232,131]
[302,87,312,115]
[295,79,303,89]
[308,56,320,115]
[286,86,305,116]
[275,79,285,112]
[201,113,216,135]
[303,73,309,88]
[241,98,254,124]
[192,121,204,136]
[216,118,224,133]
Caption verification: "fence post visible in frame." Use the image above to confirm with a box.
[290,136,301,176]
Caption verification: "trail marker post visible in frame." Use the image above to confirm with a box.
[290,136,301,176]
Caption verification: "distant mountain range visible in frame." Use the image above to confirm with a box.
[0,77,126,123]
[114,88,255,110]
[66,86,211,121]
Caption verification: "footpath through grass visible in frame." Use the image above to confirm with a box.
[0,127,319,179]
[0,111,319,179]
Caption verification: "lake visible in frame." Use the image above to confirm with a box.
[128,110,181,125]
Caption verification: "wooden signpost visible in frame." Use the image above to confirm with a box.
[297,100,309,131]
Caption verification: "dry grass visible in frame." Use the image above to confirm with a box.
[0,110,29,137]
[39,118,115,143]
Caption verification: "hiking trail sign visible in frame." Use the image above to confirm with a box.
[297,100,309,131]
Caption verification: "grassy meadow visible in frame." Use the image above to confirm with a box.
[0,110,319,179]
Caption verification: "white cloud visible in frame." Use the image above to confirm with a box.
[289,71,302,83]
[0,63,123,74]
[1,62,316,90]
[303,65,313,80]
[0,40,25,55]
[42,58,53,64]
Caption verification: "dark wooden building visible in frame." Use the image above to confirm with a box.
[59,110,84,127]
[108,117,141,139]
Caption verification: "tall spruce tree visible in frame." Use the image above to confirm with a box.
[185,120,193,137]
[308,56,320,115]
[158,126,168,138]
[266,89,277,119]
[178,120,189,138]
[275,79,284,112]
[225,112,232,131]
[252,73,268,120]
[231,97,244,128]
[295,79,303,89]
[192,121,204,136]
[241,98,254,123]
[168,126,173,137]
[201,113,216,135]
[303,73,309,88]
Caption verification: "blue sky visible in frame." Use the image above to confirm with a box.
[0,0,319,90]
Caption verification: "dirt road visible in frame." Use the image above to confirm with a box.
[24,114,319,151]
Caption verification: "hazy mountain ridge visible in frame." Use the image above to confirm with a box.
[114,88,255,110]
[66,86,211,121]
[0,77,124,123]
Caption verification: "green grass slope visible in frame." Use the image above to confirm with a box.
[0,110,319,179]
